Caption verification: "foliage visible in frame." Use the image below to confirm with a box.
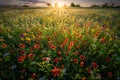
[71,3,81,7]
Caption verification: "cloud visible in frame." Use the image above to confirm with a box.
[19,0,47,4]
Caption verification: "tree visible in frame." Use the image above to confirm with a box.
[47,3,52,7]
[76,4,81,7]
[102,1,115,8]
[102,2,109,8]
[22,5,29,7]
[109,1,115,8]
[71,3,75,7]
[91,5,100,8]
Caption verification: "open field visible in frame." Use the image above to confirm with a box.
[0,8,120,79]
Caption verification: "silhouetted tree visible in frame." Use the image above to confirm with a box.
[22,5,29,7]
[91,5,100,8]
[47,3,52,7]
[76,4,81,7]
[71,3,75,7]
[109,1,115,8]
[71,3,81,7]
[102,2,109,8]
[102,1,115,8]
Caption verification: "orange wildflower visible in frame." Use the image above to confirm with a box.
[87,67,91,73]
[1,43,7,48]
[80,55,85,60]
[57,51,61,55]
[54,58,59,63]
[59,57,62,61]
[32,73,37,78]
[61,64,65,69]
[92,62,98,69]
[51,45,56,50]
[20,50,25,54]
[82,77,86,80]
[18,56,26,63]
[51,67,61,77]
[28,53,35,59]
[80,61,84,67]
[100,37,106,43]
[34,44,40,49]
[19,43,25,49]
[73,59,78,64]
[106,57,111,62]
[60,38,69,48]
[108,72,112,77]
[75,51,79,55]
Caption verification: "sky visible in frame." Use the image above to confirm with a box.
[0,0,120,7]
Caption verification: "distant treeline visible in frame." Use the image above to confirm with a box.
[70,1,120,8]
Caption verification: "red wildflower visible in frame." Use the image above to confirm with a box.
[1,43,7,48]
[73,59,78,64]
[60,38,69,48]
[47,36,51,40]
[80,61,84,67]
[76,45,80,49]
[61,64,65,69]
[79,35,83,39]
[68,41,74,50]
[54,58,59,63]
[42,57,47,62]
[65,38,69,42]
[100,37,106,43]
[48,41,53,46]
[108,72,112,77]
[18,59,24,63]
[57,51,61,55]
[42,57,50,62]
[94,32,99,37]
[106,57,111,62]
[82,77,86,80]
[80,55,85,60]
[32,73,37,78]
[19,43,25,49]
[66,51,69,56]
[51,67,61,77]
[59,57,62,61]
[75,51,79,55]
[70,41,74,47]
[92,62,98,69]
[20,50,25,54]
[30,49,34,53]
[28,53,35,59]
[87,67,91,73]
[68,46,71,50]
[51,46,56,50]
[18,56,26,63]
[34,44,40,49]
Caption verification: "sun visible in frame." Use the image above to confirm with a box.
[58,2,64,8]
[52,1,64,8]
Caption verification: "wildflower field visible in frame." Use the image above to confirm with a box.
[0,8,120,80]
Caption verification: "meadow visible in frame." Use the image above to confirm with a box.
[0,8,120,80]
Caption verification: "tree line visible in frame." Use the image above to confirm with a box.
[71,1,120,8]
[16,1,120,8]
